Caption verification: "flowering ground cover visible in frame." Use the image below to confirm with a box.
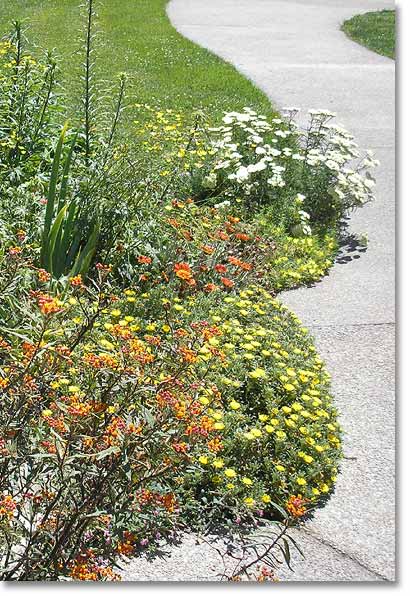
[342,9,395,59]
[0,2,379,581]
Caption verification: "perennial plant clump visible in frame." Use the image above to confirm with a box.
[0,9,377,581]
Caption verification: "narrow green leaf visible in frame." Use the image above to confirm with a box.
[70,219,100,277]
[40,122,69,267]
[57,131,78,213]
[47,204,68,276]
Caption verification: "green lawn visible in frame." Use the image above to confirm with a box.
[342,9,395,59]
[0,0,273,125]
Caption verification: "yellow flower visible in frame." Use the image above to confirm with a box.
[214,422,225,431]
[212,459,224,469]
[275,465,285,472]
[320,483,330,493]
[261,494,271,503]
[211,411,223,420]
[111,309,121,317]
[276,431,287,440]
[241,477,253,486]
[226,483,235,489]
[229,400,241,410]
[249,368,267,379]
[42,409,53,417]
[284,383,296,391]
[68,385,80,393]
[224,468,237,478]
[251,428,262,438]
[198,456,208,465]
[199,396,210,405]
[244,497,255,506]
[296,477,307,486]
[100,339,115,351]
[244,432,256,440]
[304,455,314,464]
[265,425,275,433]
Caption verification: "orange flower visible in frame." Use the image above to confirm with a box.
[162,493,177,513]
[37,269,51,283]
[69,274,83,287]
[228,256,252,271]
[179,345,198,363]
[0,494,16,519]
[203,283,218,293]
[239,261,252,271]
[117,531,136,555]
[174,262,195,286]
[221,277,235,288]
[33,292,63,316]
[201,245,214,255]
[214,263,227,274]
[235,233,251,242]
[8,246,22,256]
[207,437,223,452]
[172,441,188,453]
[138,255,152,264]
[286,494,308,518]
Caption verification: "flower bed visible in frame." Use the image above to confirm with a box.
[0,17,377,580]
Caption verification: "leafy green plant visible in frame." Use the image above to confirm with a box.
[39,124,100,279]
[0,23,60,186]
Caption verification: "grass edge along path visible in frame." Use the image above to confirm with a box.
[342,9,395,59]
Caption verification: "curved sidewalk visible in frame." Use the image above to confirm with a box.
[167,0,395,581]
[122,0,395,582]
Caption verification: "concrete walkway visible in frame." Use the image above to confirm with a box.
[123,0,395,582]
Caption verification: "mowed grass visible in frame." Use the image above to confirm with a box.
[0,0,274,126]
[342,9,395,59]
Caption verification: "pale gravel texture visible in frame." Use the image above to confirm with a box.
[121,0,395,582]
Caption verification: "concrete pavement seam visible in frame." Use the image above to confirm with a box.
[297,527,390,581]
